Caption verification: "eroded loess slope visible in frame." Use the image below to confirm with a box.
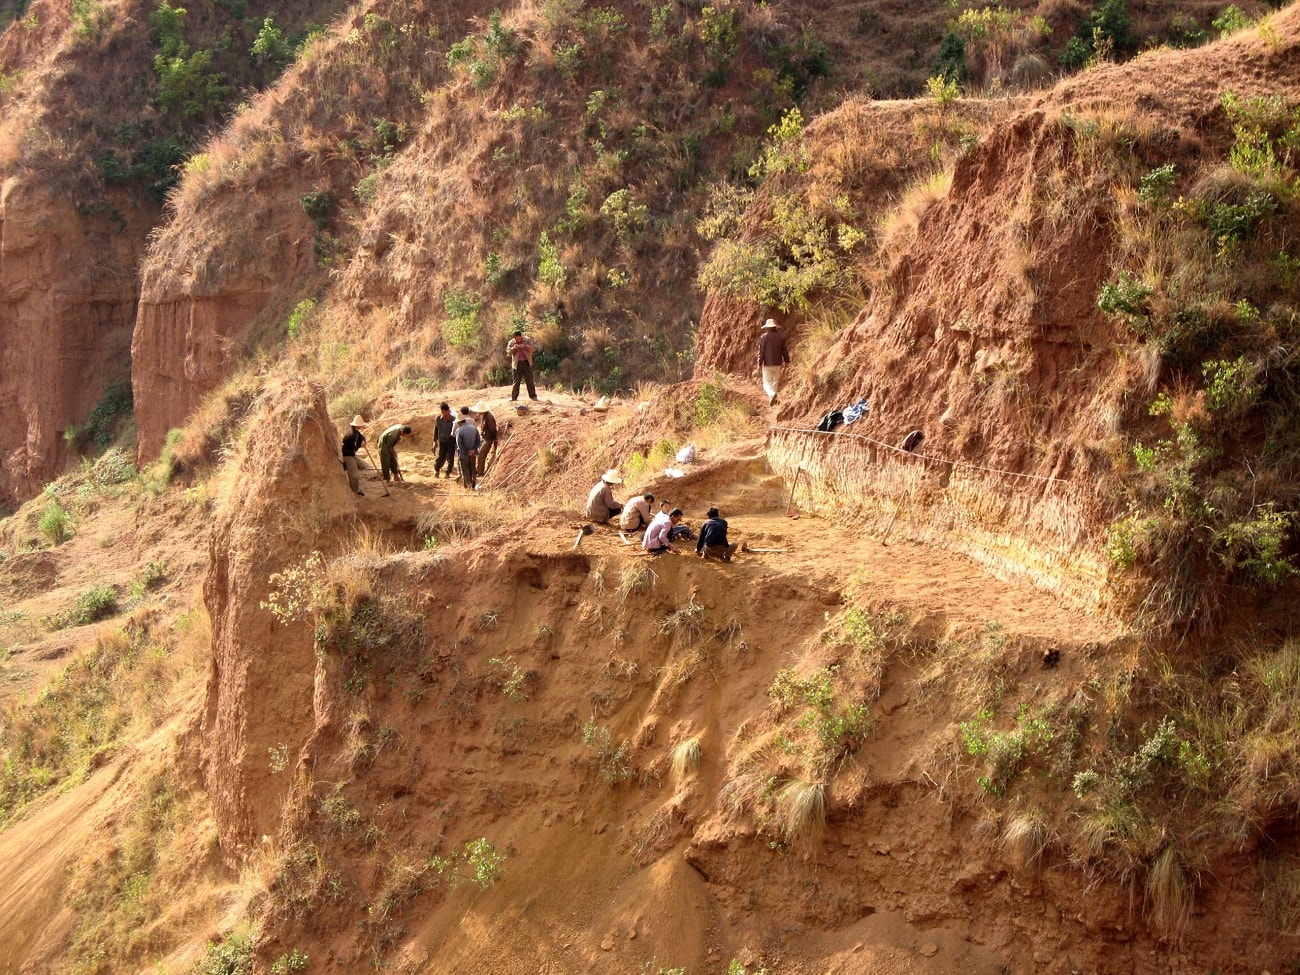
[183,379,1292,975]
[696,11,1300,622]
[0,0,349,505]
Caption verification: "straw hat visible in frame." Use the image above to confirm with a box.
[601,469,623,484]
[470,401,489,413]
[350,415,366,427]
[761,318,779,329]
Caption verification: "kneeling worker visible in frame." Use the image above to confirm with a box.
[619,493,655,532]
[696,506,738,561]
[585,469,623,523]
[644,507,683,553]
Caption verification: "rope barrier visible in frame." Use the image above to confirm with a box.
[767,424,1070,484]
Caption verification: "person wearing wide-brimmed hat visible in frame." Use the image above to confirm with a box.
[470,401,498,476]
[757,318,790,406]
[585,469,624,523]
[341,415,367,496]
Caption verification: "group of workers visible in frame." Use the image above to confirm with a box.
[585,469,739,560]
[341,329,546,495]
[341,400,499,495]
[340,318,787,557]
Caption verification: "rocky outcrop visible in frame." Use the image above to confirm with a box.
[201,378,351,856]
[0,181,147,505]
[132,287,284,460]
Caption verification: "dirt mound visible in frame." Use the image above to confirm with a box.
[202,377,355,854]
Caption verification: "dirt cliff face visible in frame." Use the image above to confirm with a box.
[201,377,352,856]
[0,181,146,505]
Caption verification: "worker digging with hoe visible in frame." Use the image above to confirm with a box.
[585,469,623,523]
[378,423,413,483]
[472,402,498,477]
[341,415,367,496]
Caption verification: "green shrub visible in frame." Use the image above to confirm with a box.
[1213,4,1252,36]
[84,382,133,451]
[427,837,506,890]
[190,932,252,975]
[537,232,567,289]
[38,503,71,546]
[299,191,332,228]
[250,16,293,70]
[926,74,960,107]
[270,949,308,975]
[694,381,725,427]
[48,585,119,630]
[285,299,316,340]
[442,288,483,348]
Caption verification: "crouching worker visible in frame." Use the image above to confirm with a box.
[619,493,655,532]
[696,507,738,561]
[644,507,683,553]
[378,424,413,482]
[585,469,623,523]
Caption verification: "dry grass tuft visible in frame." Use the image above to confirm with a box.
[670,737,702,783]
[778,779,827,842]
[658,597,704,647]
[415,492,508,544]
[1146,845,1192,934]
[1001,809,1051,870]
[616,562,656,604]
[879,167,952,256]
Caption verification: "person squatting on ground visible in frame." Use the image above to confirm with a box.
[378,423,412,482]
[758,318,790,406]
[454,407,482,490]
[619,493,655,532]
[432,402,457,479]
[506,330,539,402]
[644,507,683,553]
[342,415,366,496]
[697,507,738,561]
[472,402,498,476]
[585,469,623,522]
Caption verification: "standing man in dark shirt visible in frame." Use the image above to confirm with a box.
[342,415,366,496]
[696,506,738,561]
[432,402,456,479]
[471,402,498,476]
[758,318,790,406]
[454,407,482,490]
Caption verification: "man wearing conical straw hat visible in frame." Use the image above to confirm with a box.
[585,469,624,523]
[758,318,790,406]
[341,415,367,496]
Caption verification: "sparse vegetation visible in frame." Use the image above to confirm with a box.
[582,718,634,785]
